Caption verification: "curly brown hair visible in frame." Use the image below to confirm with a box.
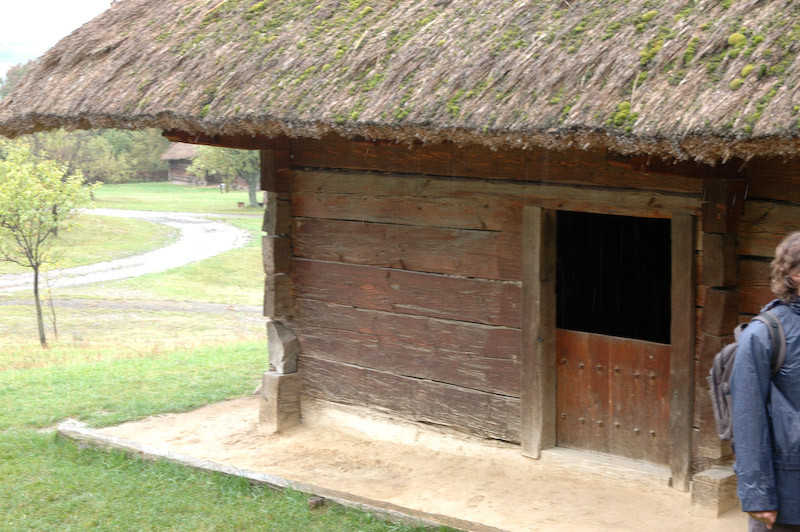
[771,231,800,302]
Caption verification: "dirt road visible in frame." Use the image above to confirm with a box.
[0,209,251,293]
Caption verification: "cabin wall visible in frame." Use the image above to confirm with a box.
[283,135,706,444]
[168,159,192,183]
[738,158,800,316]
[691,158,800,473]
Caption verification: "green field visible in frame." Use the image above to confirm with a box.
[0,182,445,531]
[93,182,265,214]
[56,217,264,305]
[0,214,177,275]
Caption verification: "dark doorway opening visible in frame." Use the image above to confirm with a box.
[556,211,671,343]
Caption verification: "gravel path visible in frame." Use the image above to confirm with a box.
[0,209,251,293]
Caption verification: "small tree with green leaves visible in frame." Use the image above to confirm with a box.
[0,141,96,347]
[187,146,261,207]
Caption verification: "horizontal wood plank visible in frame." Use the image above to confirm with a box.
[739,201,800,257]
[300,356,521,442]
[292,171,702,231]
[292,299,520,360]
[293,218,521,281]
[292,259,521,327]
[739,259,773,315]
[296,325,519,397]
[747,157,800,203]
[291,135,704,194]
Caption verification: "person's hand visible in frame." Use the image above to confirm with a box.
[749,511,778,529]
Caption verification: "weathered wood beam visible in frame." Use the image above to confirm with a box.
[700,288,741,337]
[291,135,707,194]
[293,259,521,327]
[263,192,292,235]
[292,217,522,281]
[292,171,702,233]
[521,206,557,459]
[261,148,292,193]
[300,356,522,442]
[267,320,300,374]
[290,299,521,362]
[738,201,800,257]
[702,178,747,234]
[669,214,696,491]
[163,129,289,151]
[701,233,737,288]
[259,371,302,434]
[263,236,292,275]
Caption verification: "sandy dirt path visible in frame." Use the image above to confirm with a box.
[102,397,749,532]
[0,208,251,293]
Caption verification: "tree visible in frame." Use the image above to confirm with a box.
[187,147,261,207]
[3,63,170,184]
[0,61,32,99]
[0,140,96,347]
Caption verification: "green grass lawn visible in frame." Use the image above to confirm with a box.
[0,331,445,531]
[56,217,264,305]
[94,182,265,215]
[0,214,177,275]
[0,181,447,530]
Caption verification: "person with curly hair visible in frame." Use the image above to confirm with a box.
[732,231,800,531]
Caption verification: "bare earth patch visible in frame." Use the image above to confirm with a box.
[99,397,748,532]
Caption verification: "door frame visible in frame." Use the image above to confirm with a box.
[520,205,696,491]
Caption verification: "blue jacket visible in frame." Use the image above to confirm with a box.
[731,300,800,524]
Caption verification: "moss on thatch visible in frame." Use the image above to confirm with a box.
[2,0,800,162]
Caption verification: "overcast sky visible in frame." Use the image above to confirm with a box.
[0,0,112,79]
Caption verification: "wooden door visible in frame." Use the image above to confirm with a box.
[556,329,671,465]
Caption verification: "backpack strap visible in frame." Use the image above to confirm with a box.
[752,310,787,375]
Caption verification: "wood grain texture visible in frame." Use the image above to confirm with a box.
[292,299,520,361]
[700,288,741,336]
[260,149,292,193]
[300,356,522,442]
[295,325,519,396]
[747,157,800,203]
[293,217,521,280]
[292,170,702,233]
[701,233,736,288]
[292,259,521,327]
[557,330,670,465]
[263,236,292,275]
[521,206,557,458]
[669,214,696,491]
[264,273,294,318]
[263,192,291,235]
[738,201,800,257]
[739,259,773,315]
[291,135,705,194]
[701,179,746,234]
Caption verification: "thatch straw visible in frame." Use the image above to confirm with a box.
[160,142,198,161]
[2,0,800,163]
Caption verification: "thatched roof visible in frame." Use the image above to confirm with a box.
[2,0,800,162]
[160,142,198,161]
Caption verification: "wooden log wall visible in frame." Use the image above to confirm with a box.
[738,157,800,315]
[285,134,706,443]
[693,157,800,473]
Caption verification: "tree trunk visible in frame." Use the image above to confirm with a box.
[32,266,48,348]
[248,181,259,207]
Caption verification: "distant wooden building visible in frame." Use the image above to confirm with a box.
[3,0,800,514]
[161,142,200,185]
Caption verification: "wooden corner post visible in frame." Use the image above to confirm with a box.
[669,214,696,491]
[521,206,557,458]
[259,144,301,435]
